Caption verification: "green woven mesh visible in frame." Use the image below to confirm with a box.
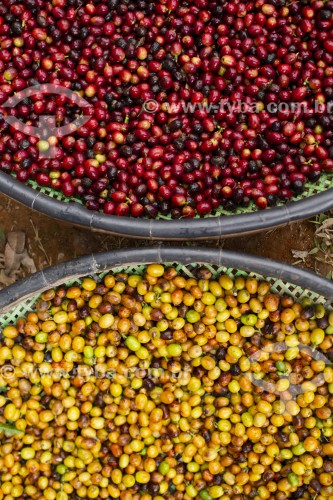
[0,262,330,328]
[18,172,333,219]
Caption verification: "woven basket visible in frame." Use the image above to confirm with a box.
[0,171,332,240]
[0,248,332,324]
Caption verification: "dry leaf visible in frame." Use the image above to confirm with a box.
[0,231,36,288]
[6,231,26,254]
[292,250,309,260]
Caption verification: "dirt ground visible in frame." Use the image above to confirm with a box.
[0,192,331,286]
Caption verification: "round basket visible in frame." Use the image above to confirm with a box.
[0,172,332,240]
[0,247,332,321]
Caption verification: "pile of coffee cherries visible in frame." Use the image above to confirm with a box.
[0,0,333,218]
[0,264,333,499]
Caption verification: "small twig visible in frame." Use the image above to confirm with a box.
[29,218,52,266]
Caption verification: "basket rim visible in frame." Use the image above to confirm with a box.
[0,247,332,313]
[1,171,333,239]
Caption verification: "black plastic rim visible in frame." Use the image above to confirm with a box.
[0,247,332,312]
[1,172,333,239]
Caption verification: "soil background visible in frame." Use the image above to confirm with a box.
[0,193,331,283]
